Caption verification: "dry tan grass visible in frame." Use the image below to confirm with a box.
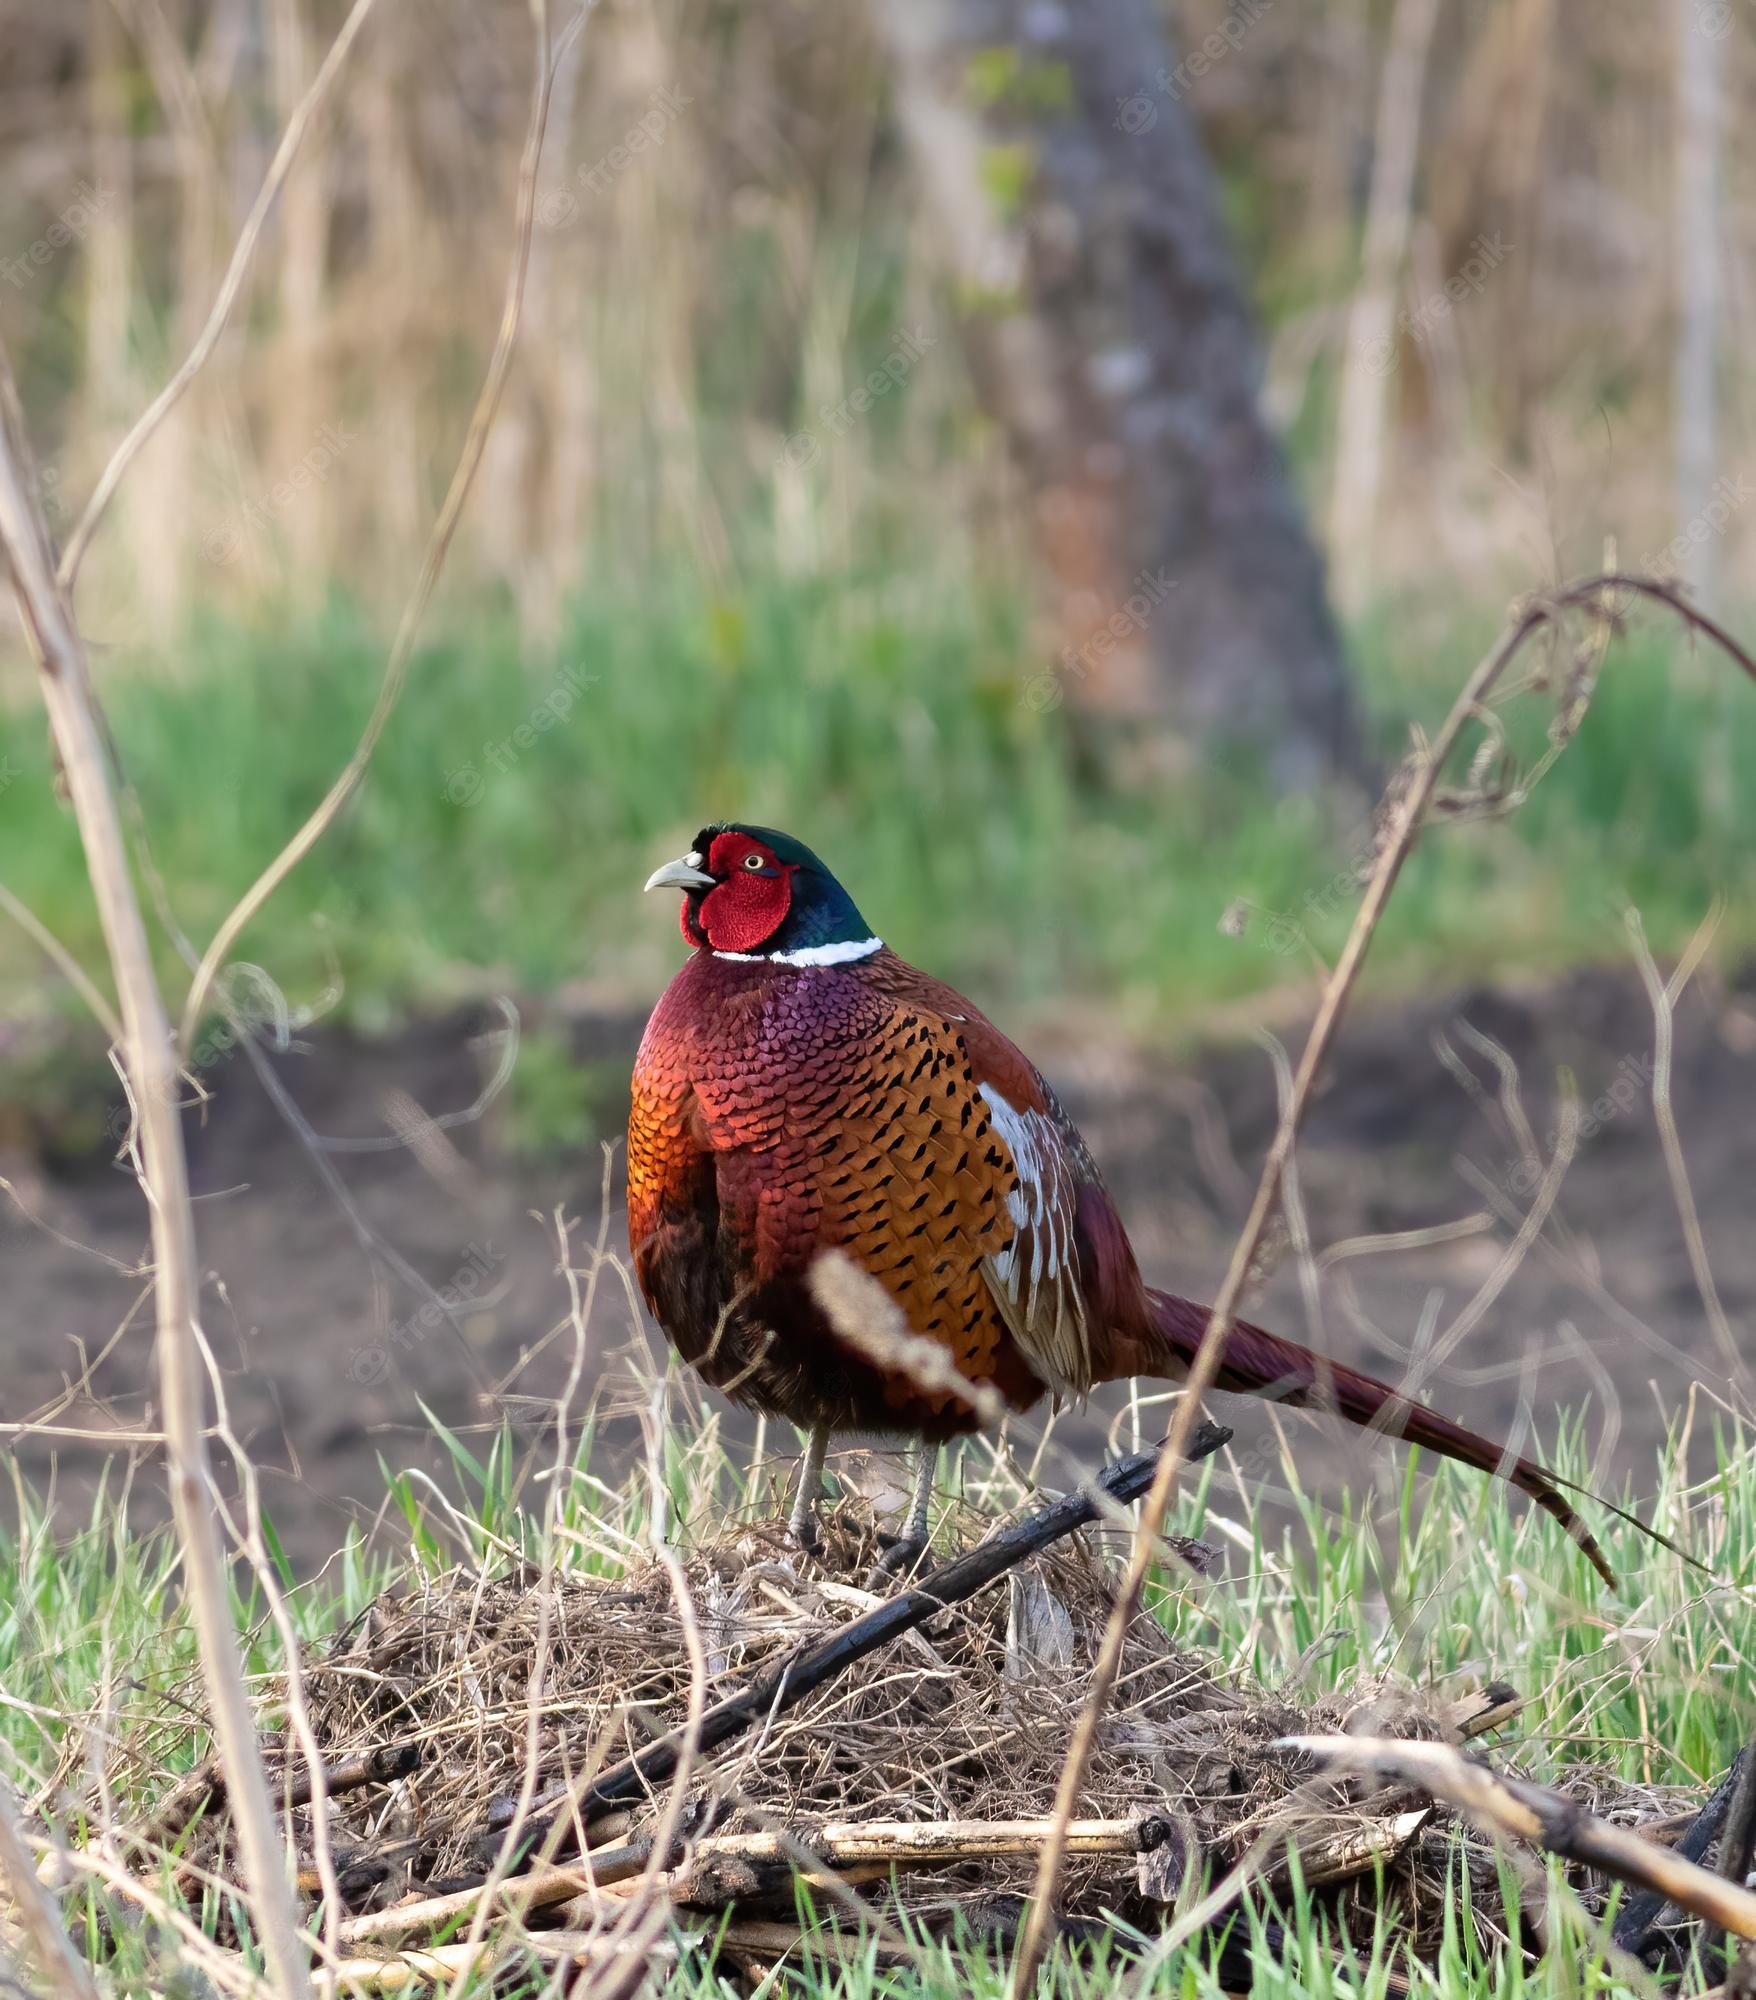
[118,1496,1703,1970]
[3,0,1753,654]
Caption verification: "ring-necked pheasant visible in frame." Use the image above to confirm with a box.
[630,823,1631,1584]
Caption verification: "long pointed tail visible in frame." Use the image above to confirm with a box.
[1135,1288,1695,1590]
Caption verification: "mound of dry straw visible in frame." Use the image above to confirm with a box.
[144,1498,1690,1962]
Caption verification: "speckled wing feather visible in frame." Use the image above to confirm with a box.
[806,1000,1013,1419]
[860,958,1096,1403]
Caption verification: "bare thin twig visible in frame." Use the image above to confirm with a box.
[0,362,312,2000]
[1010,602,1556,1994]
[1010,572,1756,1993]
[0,882,123,1042]
[1627,902,1746,1389]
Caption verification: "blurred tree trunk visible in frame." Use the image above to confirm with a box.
[870,0,1365,795]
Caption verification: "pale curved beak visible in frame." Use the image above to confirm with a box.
[644,853,716,894]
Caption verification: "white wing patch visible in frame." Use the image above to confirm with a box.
[978,1084,1090,1397]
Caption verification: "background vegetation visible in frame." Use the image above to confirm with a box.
[3,0,1753,1038]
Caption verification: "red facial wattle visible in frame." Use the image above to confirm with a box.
[689,832,796,953]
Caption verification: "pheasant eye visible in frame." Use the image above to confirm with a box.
[742,852,766,871]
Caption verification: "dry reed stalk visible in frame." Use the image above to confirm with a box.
[0,1776,101,2000]
[311,1930,680,1993]
[1011,598,1558,1995]
[175,0,586,1061]
[0,366,312,2000]
[57,0,382,597]
[672,1817,1149,1865]
[1010,571,1756,1995]
[1284,1736,1756,1942]
[334,1864,639,1950]
[332,1819,1149,1952]
[1329,0,1442,610]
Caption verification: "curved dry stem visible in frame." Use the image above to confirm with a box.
[192,1323,346,1979]
[0,1775,102,2000]
[177,0,587,1059]
[58,0,381,595]
[1626,901,1747,1394]
[0,880,124,1043]
[1007,572,1756,1995]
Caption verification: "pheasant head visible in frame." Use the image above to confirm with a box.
[643,823,880,965]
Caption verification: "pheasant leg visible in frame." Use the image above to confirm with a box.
[867,1443,939,1584]
[786,1423,829,1553]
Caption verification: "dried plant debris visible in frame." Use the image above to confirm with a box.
[120,1507,1704,1968]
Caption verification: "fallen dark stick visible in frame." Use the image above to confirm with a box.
[1719,1743,1756,1968]
[128,1740,421,1852]
[1723,1746,1756,1892]
[295,1831,430,1900]
[1290,1738,1756,1949]
[484,1423,1233,1864]
[1611,1748,1752,1965]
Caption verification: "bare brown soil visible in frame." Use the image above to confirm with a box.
[3,963,1752,1570]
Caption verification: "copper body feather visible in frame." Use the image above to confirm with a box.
[628,947,1101,1436]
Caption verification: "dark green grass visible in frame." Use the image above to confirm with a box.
[3,573,1754,1044]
